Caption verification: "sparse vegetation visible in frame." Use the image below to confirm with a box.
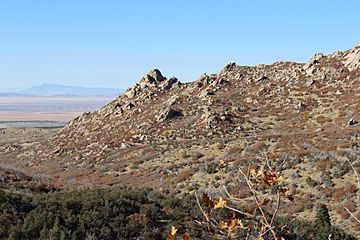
[1,43,360,238]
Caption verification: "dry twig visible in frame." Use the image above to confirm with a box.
[344,157,360,225]
[238,168,279,239]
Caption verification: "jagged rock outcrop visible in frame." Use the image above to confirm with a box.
[162,77,178,90]
[139,69,166,88]
[5,43,360,202]
[123,69,181,102]
[304,53,325,72]
[156,107,183,123]
[3,42,360,236]
[343,43,360,71]
[45,42,360,163]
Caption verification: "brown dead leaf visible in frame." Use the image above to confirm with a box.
[202,193,228,209]
[219,218,245,231]
[202,193,215,209]
[167,226,177,240]
[181,233,192,240]
[261,171,283,186]
[214,197,227,209]
[260,198,270,206]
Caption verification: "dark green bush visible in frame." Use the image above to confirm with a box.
[0,188,356,240]
[205,162,218,174]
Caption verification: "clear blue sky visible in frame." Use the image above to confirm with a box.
[1,0,360,91]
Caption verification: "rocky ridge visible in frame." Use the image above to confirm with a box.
[1,43,360,233]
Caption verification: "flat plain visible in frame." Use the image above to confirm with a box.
[0,96,113,123]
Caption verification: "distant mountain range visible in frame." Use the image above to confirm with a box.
[0,92,33,97]
[0,83,122,97]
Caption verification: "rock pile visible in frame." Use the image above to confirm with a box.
[5,42,360,199]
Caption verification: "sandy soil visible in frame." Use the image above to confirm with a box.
[0,127,59,144]
[0,112,82,121]
[0,96,113,104]
[0,96,112,121]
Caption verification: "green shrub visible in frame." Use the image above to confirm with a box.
[0,187,356,240]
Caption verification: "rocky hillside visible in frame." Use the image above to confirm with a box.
[2,43,360,233]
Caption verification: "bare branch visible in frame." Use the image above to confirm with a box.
[194,192,227,235]
[345,157,360,190]
[195,192,210,222]
[259,228,271,237]
[278,153,289,170]
[270,190,281,228]
[344,157,360,225]
[262,151,272,171]
[222,184,242,202]
[344,207,360,224]
[224,205,253,218]
[238,168,278,239]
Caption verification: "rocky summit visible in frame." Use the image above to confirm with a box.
[2,43,360,234]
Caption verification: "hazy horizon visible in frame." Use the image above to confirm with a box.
[2,82,122,93]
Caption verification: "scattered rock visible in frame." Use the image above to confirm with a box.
[125,87,137,99]
[9,43,360,206]
[139,135,147,141]
[220,62,236,74]
[202,113,220,129]
[125,69,169,99]
[52,147,66,155]
[166,95,179,106]
[201,107,234,128]
[344,45,360,71]
[210,77,229,87]
[121,142,130,148]
[304,53,325,69]
[113,103,122,109]
[199,89,215,99]
[196,74,213,87]
[348,118,359,126]
[139,75,157,89]
[305,80,315,87]
[303,53,325,75]
[124,102,135,110]
[162,77,178,90]
[257,85,271,96]
[255,75,269,83]
[156,107,183,122]
[148,68,166,82]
